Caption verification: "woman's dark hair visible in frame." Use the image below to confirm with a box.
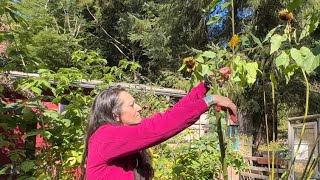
[79,86,153,179]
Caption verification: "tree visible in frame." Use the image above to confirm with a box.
[80,0,211,82]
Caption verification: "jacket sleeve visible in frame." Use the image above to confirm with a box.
[90,97,209,163]
[173,81,208,108]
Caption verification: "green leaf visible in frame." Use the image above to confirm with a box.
[4,34,14,41]
[178,64,186,71]
[21,106,35,121]
[311,45,320,56]
[290,48,303,66]
[263,25,281,43]
[194,71,203,80]
[290,47,319,73]
[240,36,250,46]
[67,157,77,166]
[0,8,4,16]
[201,51,216,59]
[62,119,71,127]
[246,62,258,77]
[245,62,258,85]
[196,56,204,63]
[249,32,263,48]
[284,64,297,84]
[31,87,41,95]
[288,0,304,11]
[309,14,319,33]
[21,106,32,114]
[43,131,52,139]
[270,73,277,85]
[205,0,221,12]
[43,110,60,120]
[303,55,319,74]
[221,2,230,10]
[20,160,35,172]
[270,34,287,54]
[232,76,241,82]
[206,15,221,25]
[300,46,312,56]
[299,27,309,41]
[26,130,41,137]
[23,112,35,121]
[275,51,290,68]
[200,64,210,76]
[299,14,319,41]
[0,165,9,175]
[40,80,51,89]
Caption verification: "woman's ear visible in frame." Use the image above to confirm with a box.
[113,114,120,122]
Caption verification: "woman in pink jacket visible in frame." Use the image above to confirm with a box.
[79,82,237,180]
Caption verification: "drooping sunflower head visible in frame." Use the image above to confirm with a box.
[278,9,294,22]
[228,34,240,48]
[182,57,197,72]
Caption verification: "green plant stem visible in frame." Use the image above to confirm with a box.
[301,132,320,179]
[306,153,320,179]
[262,77,271,172]
[231,0,235,36]
[228,0,236,99]
[271,76,276,180]
[211,79,228,180]
[287,69,310,179]
[231,0,235,70]
[216,111,228,179]
[37,101,53,177]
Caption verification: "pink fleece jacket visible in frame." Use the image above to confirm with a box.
[86,82,209,180]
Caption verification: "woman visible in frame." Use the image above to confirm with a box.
[80,81,237,180]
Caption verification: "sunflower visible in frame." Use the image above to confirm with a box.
[278,9,294,22]
[228,34,240,48]
[183,57,197,72]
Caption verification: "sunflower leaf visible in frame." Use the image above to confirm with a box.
[263,25,281,43]
[275,51,290,68]
[206,15,221,25]
[299,14,319,42]
[249,32,263,48]
[270,34,287,54]
[204,0,221,13]
[288,0,304,11]
[290,48,303,67]
[221,2,230,10]
[178,64,186,71]
[201,51,216,59]
[303,54,319,74]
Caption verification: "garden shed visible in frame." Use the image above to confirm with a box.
[288,114,320,179]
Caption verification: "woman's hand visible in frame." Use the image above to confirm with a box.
[212,95,237,118]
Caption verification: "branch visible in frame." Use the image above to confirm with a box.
[110,42,131,60]
[85,4,132,60]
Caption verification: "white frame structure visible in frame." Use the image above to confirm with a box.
[288,114,320,180]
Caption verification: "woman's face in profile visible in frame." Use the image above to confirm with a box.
[117,91,142,125]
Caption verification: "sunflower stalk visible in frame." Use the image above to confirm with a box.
[262,76,271,172]
[286,69,310,179]
[306,153,320,179]
[231,0,235,69]
[301,132,320,179]
[210,78,228,180]
[271,75,276,180]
